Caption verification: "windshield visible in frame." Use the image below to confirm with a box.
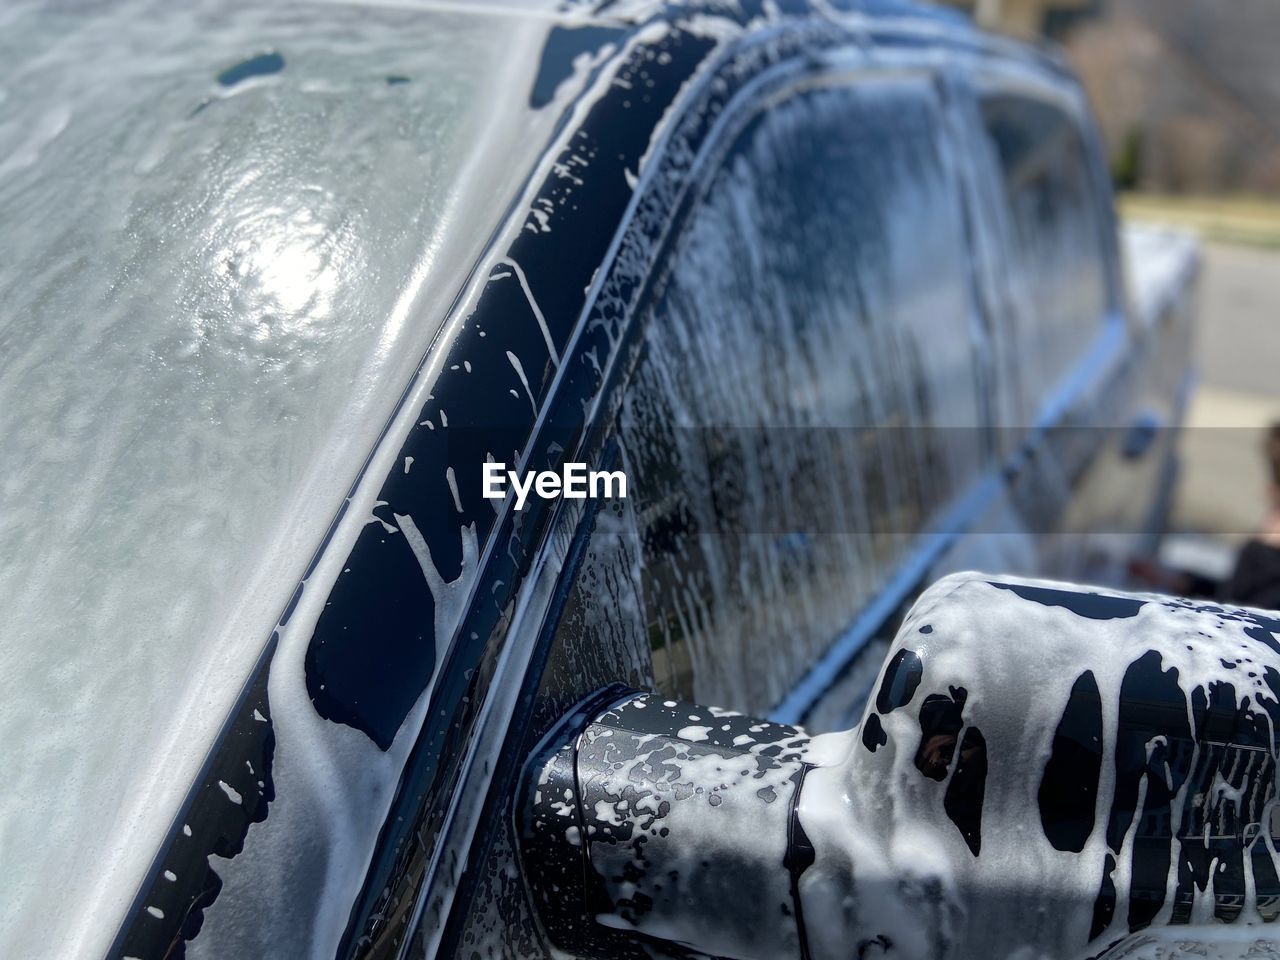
[0,1,561,953]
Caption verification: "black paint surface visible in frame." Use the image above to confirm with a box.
[1039,670,1103,853]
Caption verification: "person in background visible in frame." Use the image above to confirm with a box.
[1218,422,1280,610]
[1131,422,1280,609]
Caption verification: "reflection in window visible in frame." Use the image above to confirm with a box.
[981,94,1110,404]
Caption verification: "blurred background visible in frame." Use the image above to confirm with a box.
[948,0,1280,577]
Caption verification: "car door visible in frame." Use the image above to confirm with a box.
[437,35,996,960]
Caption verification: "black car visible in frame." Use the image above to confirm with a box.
[0,1,1222,959]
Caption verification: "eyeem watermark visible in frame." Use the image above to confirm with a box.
[483,462,627,511]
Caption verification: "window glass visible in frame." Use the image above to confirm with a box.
[0,5,565,951]
[980,93,1110,399]
[608,80,986,713]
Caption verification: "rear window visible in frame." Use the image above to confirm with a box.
[980,93,1111,397]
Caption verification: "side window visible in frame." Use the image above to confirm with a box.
[979,93,1111,400]
[602,79,986,714]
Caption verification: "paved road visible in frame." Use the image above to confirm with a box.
[1171,242,1280,542]
[1194,243,1280,396]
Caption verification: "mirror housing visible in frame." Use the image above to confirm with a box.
[521,574,1280,959]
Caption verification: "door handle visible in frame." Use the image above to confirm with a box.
[1122,410,1163,460]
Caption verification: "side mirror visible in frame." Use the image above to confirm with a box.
[520,573,1280,959]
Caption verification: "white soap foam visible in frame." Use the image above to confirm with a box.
[800,573,1280,960]
[0,1,569,955]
